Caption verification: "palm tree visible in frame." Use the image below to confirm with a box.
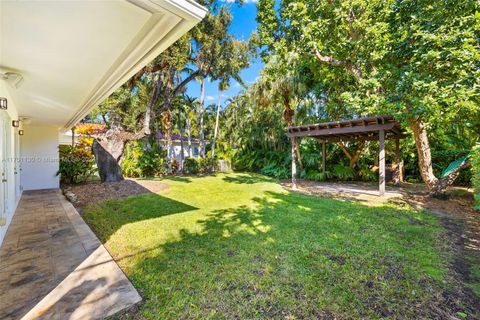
[250,58,307,172]
[181,94,198,157]
[172,96,187,170]
[211,81,229,161]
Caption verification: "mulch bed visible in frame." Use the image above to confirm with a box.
[62,179,169,209]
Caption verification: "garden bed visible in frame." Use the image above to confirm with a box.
[62,178,169,210]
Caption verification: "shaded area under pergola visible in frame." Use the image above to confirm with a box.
[286,116,407,196]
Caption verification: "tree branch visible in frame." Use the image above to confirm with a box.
[313,47,363,82]
[338,142,353,160]
[314,47,347,67]
[173,70,202,97]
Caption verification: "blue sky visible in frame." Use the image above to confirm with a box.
[185,1,263,108]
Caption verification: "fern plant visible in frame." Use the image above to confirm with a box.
[332,164,355,181]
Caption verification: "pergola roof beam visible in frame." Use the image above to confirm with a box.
[286,122,395,138]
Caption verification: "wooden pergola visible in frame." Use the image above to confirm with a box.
[286,116,407,196]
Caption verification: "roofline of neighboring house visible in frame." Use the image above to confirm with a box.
[157,139,204,144]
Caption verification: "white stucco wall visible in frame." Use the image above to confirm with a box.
[20,124,59,190]
[0,82,21,245]
[165,141,201,160]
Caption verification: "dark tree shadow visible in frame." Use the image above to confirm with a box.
[107,190,472,319]
[159,176,193,183]
[83,191,197,244]
[222,173,275,184]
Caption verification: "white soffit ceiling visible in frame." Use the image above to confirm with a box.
[0,0,206,129]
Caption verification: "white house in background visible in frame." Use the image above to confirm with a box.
[0,0,207,246]
[156,133,203,160]
[59,129,79,146]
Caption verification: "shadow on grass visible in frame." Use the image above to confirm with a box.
[93,190,477,319]
[222,173,275,184]
[160,176,193,183]
[83,191,197,244]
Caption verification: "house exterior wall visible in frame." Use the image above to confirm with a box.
[0,82,21,245]
[0,0,207,248]
[20,124,60,191]
[164,141,201,160]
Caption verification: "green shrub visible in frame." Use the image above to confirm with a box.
[198,157,216,174]
[170,158,180,174]
[57,145,96,184]
[184,158,199,174]
[303,169,331,181]
[332,164,355,181]
[182,157,216,174]
[122,138,166,177]
[471,145,480,210]
[358,165,377,182]
[261,163,289,179]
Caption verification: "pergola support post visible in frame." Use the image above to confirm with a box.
[379,129,385,196]
[291,137,297,190]
[394,138,401,186]
[322,141,326,174]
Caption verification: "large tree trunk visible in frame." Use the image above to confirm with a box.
[198,78,206,158]
[409,118,438,189]
[92,133,125,182]
[92,73,159,182]
[338,141,365,168]
[409,117,465,197]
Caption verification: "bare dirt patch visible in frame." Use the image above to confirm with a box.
[62,178,169,210]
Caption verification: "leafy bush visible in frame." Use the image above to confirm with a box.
[121,154,142,178]
[471,145,480,210]
[57,145,96,184]
[184,158,199,174]
[358,165,377,182]
[122,138,166,177]
[303,169,331,181]
[198,157,216,174]
[181,157,216,174]
[170,158,180,174]
[261,163,289,179]
[332,164,355,181]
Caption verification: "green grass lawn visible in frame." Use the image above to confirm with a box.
[83,173,461,319]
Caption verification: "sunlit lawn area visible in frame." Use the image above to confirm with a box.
[84,173,453,319]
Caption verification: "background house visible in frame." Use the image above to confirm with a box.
[156,133,203,160]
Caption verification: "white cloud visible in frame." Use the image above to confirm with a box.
[205,95,216,101]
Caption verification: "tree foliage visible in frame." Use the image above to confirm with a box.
[252,0,480,194]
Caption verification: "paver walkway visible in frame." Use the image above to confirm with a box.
[0,189,141,320]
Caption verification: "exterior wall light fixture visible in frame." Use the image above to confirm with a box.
[0,97,7,110]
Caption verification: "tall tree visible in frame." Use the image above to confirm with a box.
[90,0,252,181]
[256,0,480,196]
[383,0,480,195]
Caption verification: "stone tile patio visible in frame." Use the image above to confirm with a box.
[0,189,141,320]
